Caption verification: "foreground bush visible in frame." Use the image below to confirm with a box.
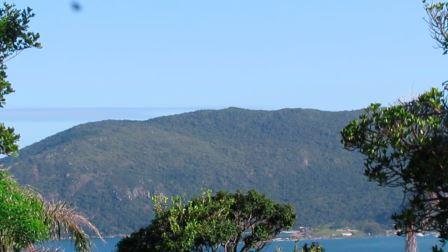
[0,170,102,251]
[117,190,295,252]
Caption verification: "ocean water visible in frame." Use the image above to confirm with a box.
[39,236,442,251]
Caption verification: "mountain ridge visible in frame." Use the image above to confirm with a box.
[1,107,401,235]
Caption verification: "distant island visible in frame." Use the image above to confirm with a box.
[1,107,402,235]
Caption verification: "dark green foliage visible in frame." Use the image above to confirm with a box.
[341,87,448,241]
[0,3,49,250]
[433,245,445,252]
[229,190,295,252]
[117,190,295,252]
[0,3,40,110]
[0,3,40,157]
[0,3,41,62]
[2,108,402,234]
[302,242,325,252]
[0,4,100,251]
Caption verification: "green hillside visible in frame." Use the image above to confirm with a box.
[1,108,401,235]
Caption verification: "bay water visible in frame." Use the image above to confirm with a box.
[39,236,442,251]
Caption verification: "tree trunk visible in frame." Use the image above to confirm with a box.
[405,231,417,252]
[224,243,237,252]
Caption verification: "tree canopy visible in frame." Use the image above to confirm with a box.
[0,4,47,250]
[424,1,448,54]
[0,3,101,251]
[340,2,448,251]
[0,3,40,156]
[117,190,295,252]
[341,87,448,241]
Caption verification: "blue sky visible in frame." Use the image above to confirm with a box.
[4,0,448,111]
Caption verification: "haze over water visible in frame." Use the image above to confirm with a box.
[0,107,196,147]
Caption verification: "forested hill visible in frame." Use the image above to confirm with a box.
[1,107,401,235]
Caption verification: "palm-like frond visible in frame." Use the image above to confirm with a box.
[43,201,103,252]
[27,245,63,252]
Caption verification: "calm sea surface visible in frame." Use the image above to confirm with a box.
[39,236,442,251]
